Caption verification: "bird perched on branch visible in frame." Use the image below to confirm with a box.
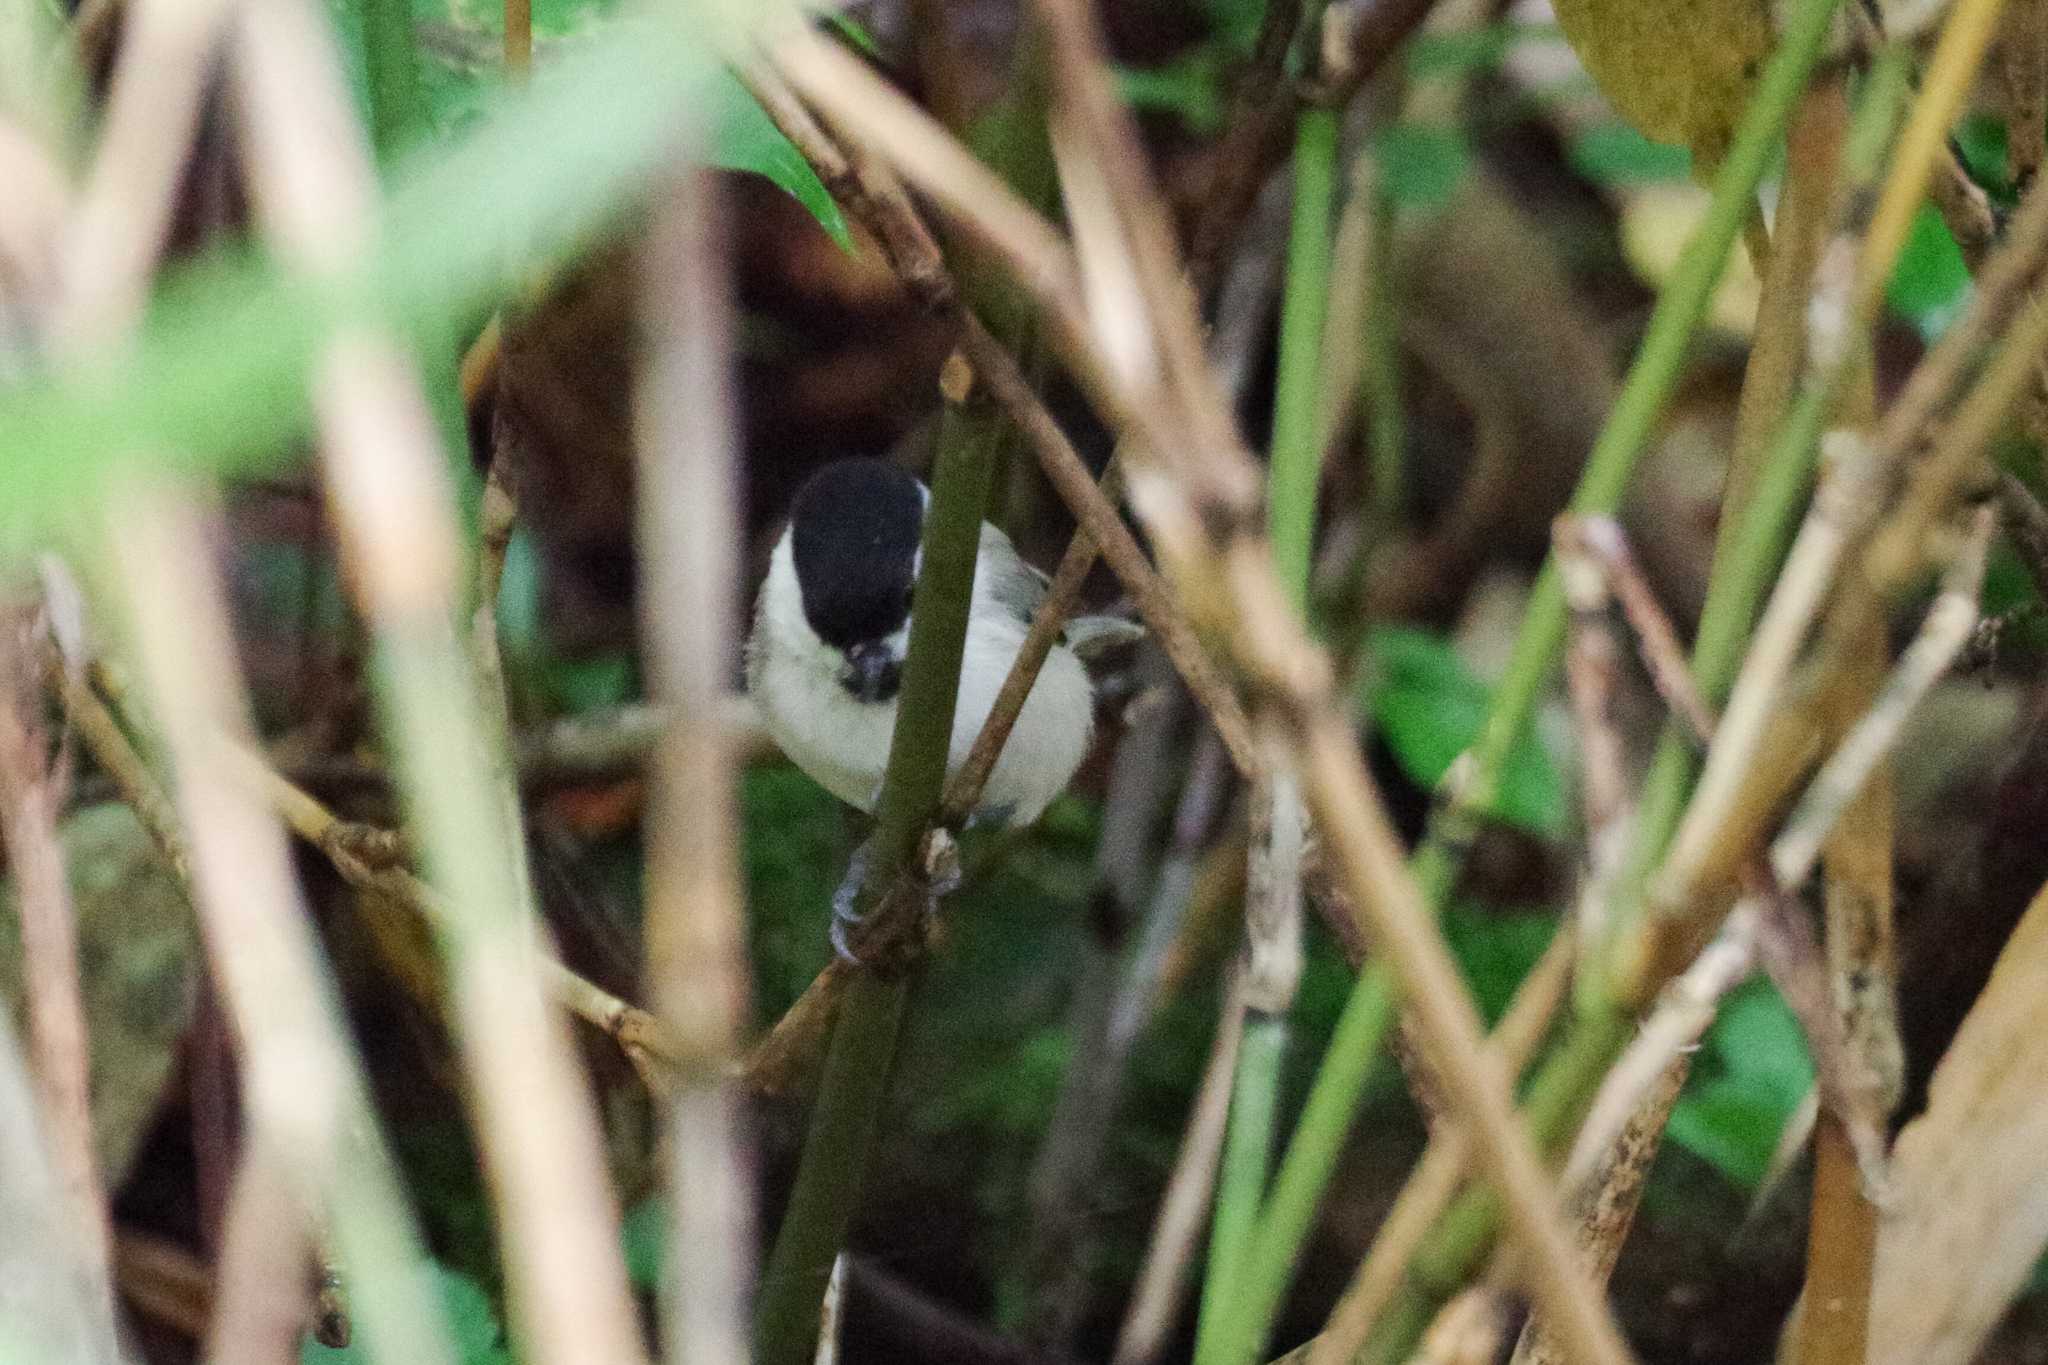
[746,457,1139,839]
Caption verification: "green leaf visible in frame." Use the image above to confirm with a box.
[1568,122,1693,186]
[707,67,851,248]
[333,0,849,244]
[301,1263,510,1365]
[1666,980,1813,1189]
[1441,907,1558,1026]
[1372,123,1471,211]
[1887,203,1971,339]
[622,1195,665,1290]
[1359,627,1565,835]
[1117,52,1229,135]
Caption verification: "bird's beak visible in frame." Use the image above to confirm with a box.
[842,641,903,703]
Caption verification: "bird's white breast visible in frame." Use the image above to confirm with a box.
[746,534,1095,825]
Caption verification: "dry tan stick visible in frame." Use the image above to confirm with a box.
[0,627,109,1307]
[47,0,234,346]
[1800,635,1898,1365]
[113,1230,214,1340]
[108,491,457,1364]
[1112,976,1247,1365]
[207,1138,316,1365]
[233,1,647,1356]
[472,453,518,717]
[1798,1115,1879,1364]
[1751,879,1890,1191]
[1771,509,1993,887]
[636,171,755,1365]
[1562,518,1716,740]
[46,651,192,888]
[229,745,681,1083]
[0,1004,124,1364]
[1930,152,1999,271]
[1508,1055,1689,1365]
[768,30,1079,318]
[1556,521,1638,975]
[1298,930,1577,1365]
[71,644,668,1084]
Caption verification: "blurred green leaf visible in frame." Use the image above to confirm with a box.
[1441,906,1558,1026]
[1666,980,1813,1189]
[622,1195,664,1290]
[1406,22,1560,80]
[1955,112,2014,207]
[1568,123,1693,185]
[1360,627,1565,835]
[1117,51,1230,134]
[1887,203,1971,339]
[328,0,848,242]
[301,1263,510,1365]
[1372,123,1471,211]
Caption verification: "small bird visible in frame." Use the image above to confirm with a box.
[746,458,1138,836]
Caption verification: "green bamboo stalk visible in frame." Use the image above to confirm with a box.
[752,398,1004,1365]
[1197,1012,1292,1365]
[1224,0,1850,1352]
[1190,74,1339,1365]
[1267,103,1342,614]
[1360,171,1404,537]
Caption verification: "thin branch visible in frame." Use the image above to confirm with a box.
[1112,976,1246,1365]
[1768,507,1994,889]
[941,465,1113,826]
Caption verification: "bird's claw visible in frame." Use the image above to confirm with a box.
[829,838,875,964]
[828,828,962,968]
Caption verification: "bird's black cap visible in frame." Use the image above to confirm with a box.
[789,458,926,649]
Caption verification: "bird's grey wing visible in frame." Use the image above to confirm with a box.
[979,523,1050,627]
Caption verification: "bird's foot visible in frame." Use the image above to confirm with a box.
[828,836,876,963]
[828,828,962,969]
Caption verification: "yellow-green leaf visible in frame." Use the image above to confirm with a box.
[1551,0,1778,166]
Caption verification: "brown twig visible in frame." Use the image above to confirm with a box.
[940,466,1113,826]
[228,743,682,1086]
[1564,908,1757,1198]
